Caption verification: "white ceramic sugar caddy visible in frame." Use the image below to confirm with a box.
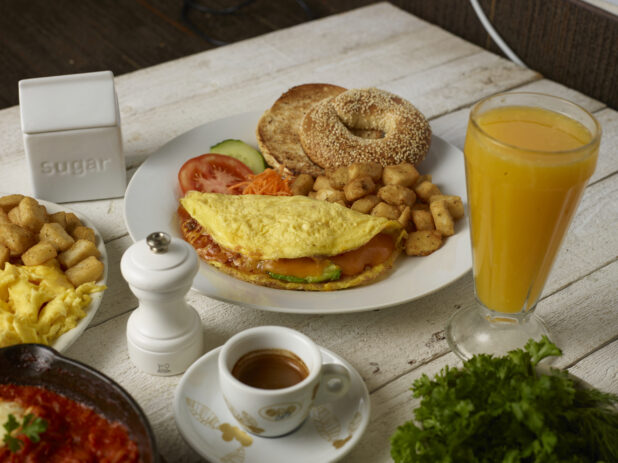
[19,70,126,202]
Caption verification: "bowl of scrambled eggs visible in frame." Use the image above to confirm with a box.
[0,197,107,351]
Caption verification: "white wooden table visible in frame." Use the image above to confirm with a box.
[1,3,616,462]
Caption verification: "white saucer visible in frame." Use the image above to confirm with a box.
[174,346,370,463]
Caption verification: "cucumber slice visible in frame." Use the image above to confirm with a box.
[210,139,266,174]
[267,264,342,284]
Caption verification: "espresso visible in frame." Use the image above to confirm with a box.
[231,349,309,389]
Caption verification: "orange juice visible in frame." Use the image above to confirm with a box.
[464,105,599,313]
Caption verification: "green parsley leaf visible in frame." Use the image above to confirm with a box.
[20,414,47,443]
[2,413,48,453]
[2,414,21,452]
[525,336,562,365]
[391,336,618,462]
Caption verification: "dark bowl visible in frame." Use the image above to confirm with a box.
[0,343,160,463]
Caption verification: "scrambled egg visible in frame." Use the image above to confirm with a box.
[180,192,403,260]
[0,263,105,347]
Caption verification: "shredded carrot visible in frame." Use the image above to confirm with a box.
[229,168,294,196]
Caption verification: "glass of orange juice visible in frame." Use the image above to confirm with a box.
[446,92,601,359]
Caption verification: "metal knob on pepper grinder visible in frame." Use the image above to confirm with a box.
[121,231,203,376]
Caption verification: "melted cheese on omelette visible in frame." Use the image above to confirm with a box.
[180,192,403,260]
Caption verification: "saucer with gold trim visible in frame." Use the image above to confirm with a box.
[173,345,370,463]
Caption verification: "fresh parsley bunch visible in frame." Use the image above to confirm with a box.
[391,337,618,463]
[2,413,48,453]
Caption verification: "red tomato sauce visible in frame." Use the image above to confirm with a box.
[0,384,140,463]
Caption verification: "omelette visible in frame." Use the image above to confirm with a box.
[179,192,406,291]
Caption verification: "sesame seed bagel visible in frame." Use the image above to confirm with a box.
[299,88,432,169]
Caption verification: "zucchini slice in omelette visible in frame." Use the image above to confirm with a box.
[179,192,407,291]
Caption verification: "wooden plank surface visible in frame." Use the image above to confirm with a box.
[2,1,616,109]
[1,3,616,462]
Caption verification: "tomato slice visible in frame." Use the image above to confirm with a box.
[178,153,253,194]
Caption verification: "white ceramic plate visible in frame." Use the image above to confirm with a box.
[174,345,370,463]
[1,196,107,352]
[124,111,471,314]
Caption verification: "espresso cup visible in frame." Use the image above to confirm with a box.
[218,325,351,437]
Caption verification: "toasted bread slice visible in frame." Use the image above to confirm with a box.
[256,83,346,177]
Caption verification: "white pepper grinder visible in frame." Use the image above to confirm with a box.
[121,231,203,376]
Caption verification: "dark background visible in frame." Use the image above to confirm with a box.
[1,0,616,109]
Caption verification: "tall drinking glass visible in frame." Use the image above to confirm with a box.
[446,92,601,359]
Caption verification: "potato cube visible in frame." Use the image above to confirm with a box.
[0,244,9,269]
[49,211,68,229]
[315,189,346,203]
[71,226,96,243]
[65,256,104,286]
[382,163,420,187]
[307,191,317,199]
[430,200,455,236]
[411,202,430,211]
[290,174,314,196]
[325,166,348,190]
[17,197,48,233]
[7,207,20,225]
[414,174,432,187]
[0,223,34,256]
[39,222,75,251]
[350,195,380,214]
[397,203,409,213]
[313,176,332,191]
[58,239,100,269]
[0,209,9,225]
[405,230,443,256]
[398,206,412,228]
[348,162,383,182]
[414,181,442,202]
[412,209,435,231]
[0,194,24,212]
[21,241,57,266]
[377,185,416,207]
[429,195,464,220]
[344,176,375,202]
[41,258,61,269]
[370,202,400,220]
[64,212,83,234]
